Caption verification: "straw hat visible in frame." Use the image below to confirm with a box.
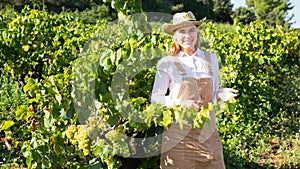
[162,11,204,35]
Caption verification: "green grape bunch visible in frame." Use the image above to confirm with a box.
[65,125,91,156]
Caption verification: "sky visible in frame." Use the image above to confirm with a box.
[231,0,300,28]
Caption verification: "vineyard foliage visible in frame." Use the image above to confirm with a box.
[0,7,99,81]
[0,7,299,169]
[202,21,300,168]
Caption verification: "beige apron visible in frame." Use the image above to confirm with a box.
[160,52,225,169]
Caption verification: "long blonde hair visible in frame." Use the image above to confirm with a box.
[170,33,200,56]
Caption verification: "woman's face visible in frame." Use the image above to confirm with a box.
[173,25,198,51]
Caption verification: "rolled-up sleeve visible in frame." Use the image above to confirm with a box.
[151,57,181,107]
[151,68,174,106]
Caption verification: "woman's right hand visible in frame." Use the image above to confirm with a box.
[180,100,201,111]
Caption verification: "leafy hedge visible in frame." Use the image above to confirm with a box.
[0,6,98,81]
[203,21,300,168]
[0,8,299,169]
[0,7,99,168]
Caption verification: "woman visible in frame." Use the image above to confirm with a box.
[151,11,237,169]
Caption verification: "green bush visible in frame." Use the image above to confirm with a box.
[71,4,116,24]
[0,6,98,82]
[0,71,26,166]
[203,21,300,168]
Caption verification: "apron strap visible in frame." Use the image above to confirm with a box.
[173,57,186,75]
[203,51,213,77]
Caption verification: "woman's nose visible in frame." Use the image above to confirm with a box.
[183,32,191,38]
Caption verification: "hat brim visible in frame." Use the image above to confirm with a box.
[162,21,202,35]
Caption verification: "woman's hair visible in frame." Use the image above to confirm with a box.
[170,32,200,56]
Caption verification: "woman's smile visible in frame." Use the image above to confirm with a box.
[182,39,194,45]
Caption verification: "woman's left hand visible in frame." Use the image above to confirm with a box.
[217,88,238,102]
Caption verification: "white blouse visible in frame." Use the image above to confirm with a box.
[151,49,220,107]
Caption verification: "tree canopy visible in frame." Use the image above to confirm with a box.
[212,0,233,23]
[246,0,294,26]
[232,7,256,25]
